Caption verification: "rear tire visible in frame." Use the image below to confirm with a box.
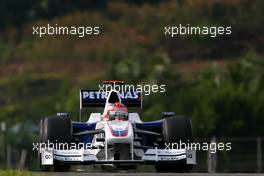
[156,116,193,173]
[39,116,72,172]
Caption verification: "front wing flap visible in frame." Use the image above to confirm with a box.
[142,148,196,164]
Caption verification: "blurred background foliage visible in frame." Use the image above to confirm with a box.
[0,0,263,167]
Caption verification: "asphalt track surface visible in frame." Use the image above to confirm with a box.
[35,166,264,176]
[37,172,264,176]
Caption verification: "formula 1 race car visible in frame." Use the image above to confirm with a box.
[38,81,196,172]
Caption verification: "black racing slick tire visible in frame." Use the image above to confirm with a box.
[163,116,193,144]
[155,116,193,173]
[39,116,72,172]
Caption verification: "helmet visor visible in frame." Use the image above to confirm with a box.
[109,112,128,120]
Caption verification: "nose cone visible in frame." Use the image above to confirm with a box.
[105,121,133,144]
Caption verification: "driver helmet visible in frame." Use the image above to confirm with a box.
[108,102,128,121]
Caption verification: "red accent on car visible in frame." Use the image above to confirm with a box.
[107,122,129,137]
[103,80,124,84]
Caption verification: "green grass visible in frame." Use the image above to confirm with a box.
[0,170,35,176]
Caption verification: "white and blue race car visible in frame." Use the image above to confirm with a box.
[38,81,196,172]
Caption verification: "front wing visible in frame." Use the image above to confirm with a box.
[40,148,196,165]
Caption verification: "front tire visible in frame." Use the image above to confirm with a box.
[156,116,193,173]
[39,116,72,172]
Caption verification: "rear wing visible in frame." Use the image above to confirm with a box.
[80,90,142,108]
[79,90,142,121]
